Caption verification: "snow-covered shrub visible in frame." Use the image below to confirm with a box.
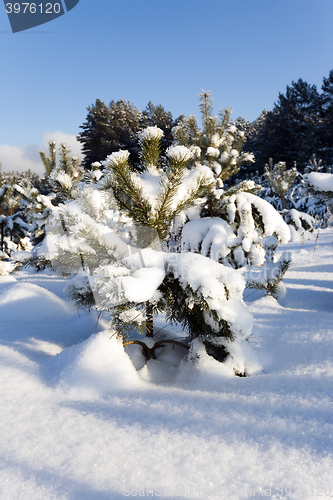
[44,125,255,371]
[264,159,297,210]
[171,93,290,269]
[244,236,291,299]
[40,141,83,202]
[0,251,19,275]
[304,171,333,210]
[0,182,32,256]
[256,160,329,236]
[15,142,86,270]
[283,208,315,241]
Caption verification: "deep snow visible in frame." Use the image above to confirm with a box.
[0,229,333,499]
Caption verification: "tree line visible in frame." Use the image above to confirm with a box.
[241,69,333,174]
[76,70,333,176]
[77,100,183,170]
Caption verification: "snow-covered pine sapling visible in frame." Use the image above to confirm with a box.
[304,170,333,211]
[101,128,214,337]
[264,159,297,211]
[0,180,31,256]
[52,127,215,341]
[39,141,83,202]
[181,191,290,269]
[21,142,85,270]
[245,236,291,299]
[42,126,258,370]
[173,90,255,217]
[171,91,290,269]
[284,209,315,237]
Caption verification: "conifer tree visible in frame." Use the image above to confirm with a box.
[264,159,297,210]
[39,141,82,202]
[0,178,30,256]
[100,126,214,337]
[305,171,333,210]
[46,126,253,366]
[244,79,323,171]
[245,236,291,298]
[78,99,142,169]
[172,91,291,269]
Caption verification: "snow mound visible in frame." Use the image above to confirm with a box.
[306,171,333,192]
[46,331,145,397]
[178,338,263,387]
[0,281,76,322]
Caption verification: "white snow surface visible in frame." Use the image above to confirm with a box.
[121,267,165,302]
[0,230,333,499]
[306,171,333,192]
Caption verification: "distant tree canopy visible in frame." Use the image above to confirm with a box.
[77,99,181,169]
[242,70,333,174]
[77,71,333,176]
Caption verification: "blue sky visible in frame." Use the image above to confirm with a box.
[1,0,333,174]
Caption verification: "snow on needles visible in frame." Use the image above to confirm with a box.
[236,191,291,242]
[167,252,253,338]
[306,171,333,192]
[139,126,164,141]
[166,145,193,162]
[105,150,130,166]
[181,217,236,261]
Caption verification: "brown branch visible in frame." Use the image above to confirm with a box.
[123,339,189,360]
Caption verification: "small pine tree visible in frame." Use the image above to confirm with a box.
[264,159,297,210]
[245,236,291,298]
[172,92,291,269]
[39,141,83,202]
[305,171,333,210]
[0,172,31,255]
[46,126,253,365]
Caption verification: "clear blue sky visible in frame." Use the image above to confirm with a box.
[1,0,333,174]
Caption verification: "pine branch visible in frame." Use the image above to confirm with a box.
[104,153,152,226]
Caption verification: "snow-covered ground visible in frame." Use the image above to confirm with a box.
[0,229,333,500]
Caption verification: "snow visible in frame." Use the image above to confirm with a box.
[0,259,17,275]
[133,166,162,212]
[206,147,220,157]
[104,150,130,166]
[306,171,333,192]
[166,145,193,162]
[236,191,291,243]
[181,217,236,260]
[167,251,252,337]
[121,267,165,302]
[0,230,333,499]
[51,172,73,191]
[138,126,164,141]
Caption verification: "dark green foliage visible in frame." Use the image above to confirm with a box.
[203,340,229,363]
[141,101,180,156]
[321,69,333,162]
[78,99,179,170]
[158,272,234,342]
[241,71,333,175]
[65,275,95,311]
[245,79,323,172]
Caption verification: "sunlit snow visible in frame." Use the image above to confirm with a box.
[0,230,333,499]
